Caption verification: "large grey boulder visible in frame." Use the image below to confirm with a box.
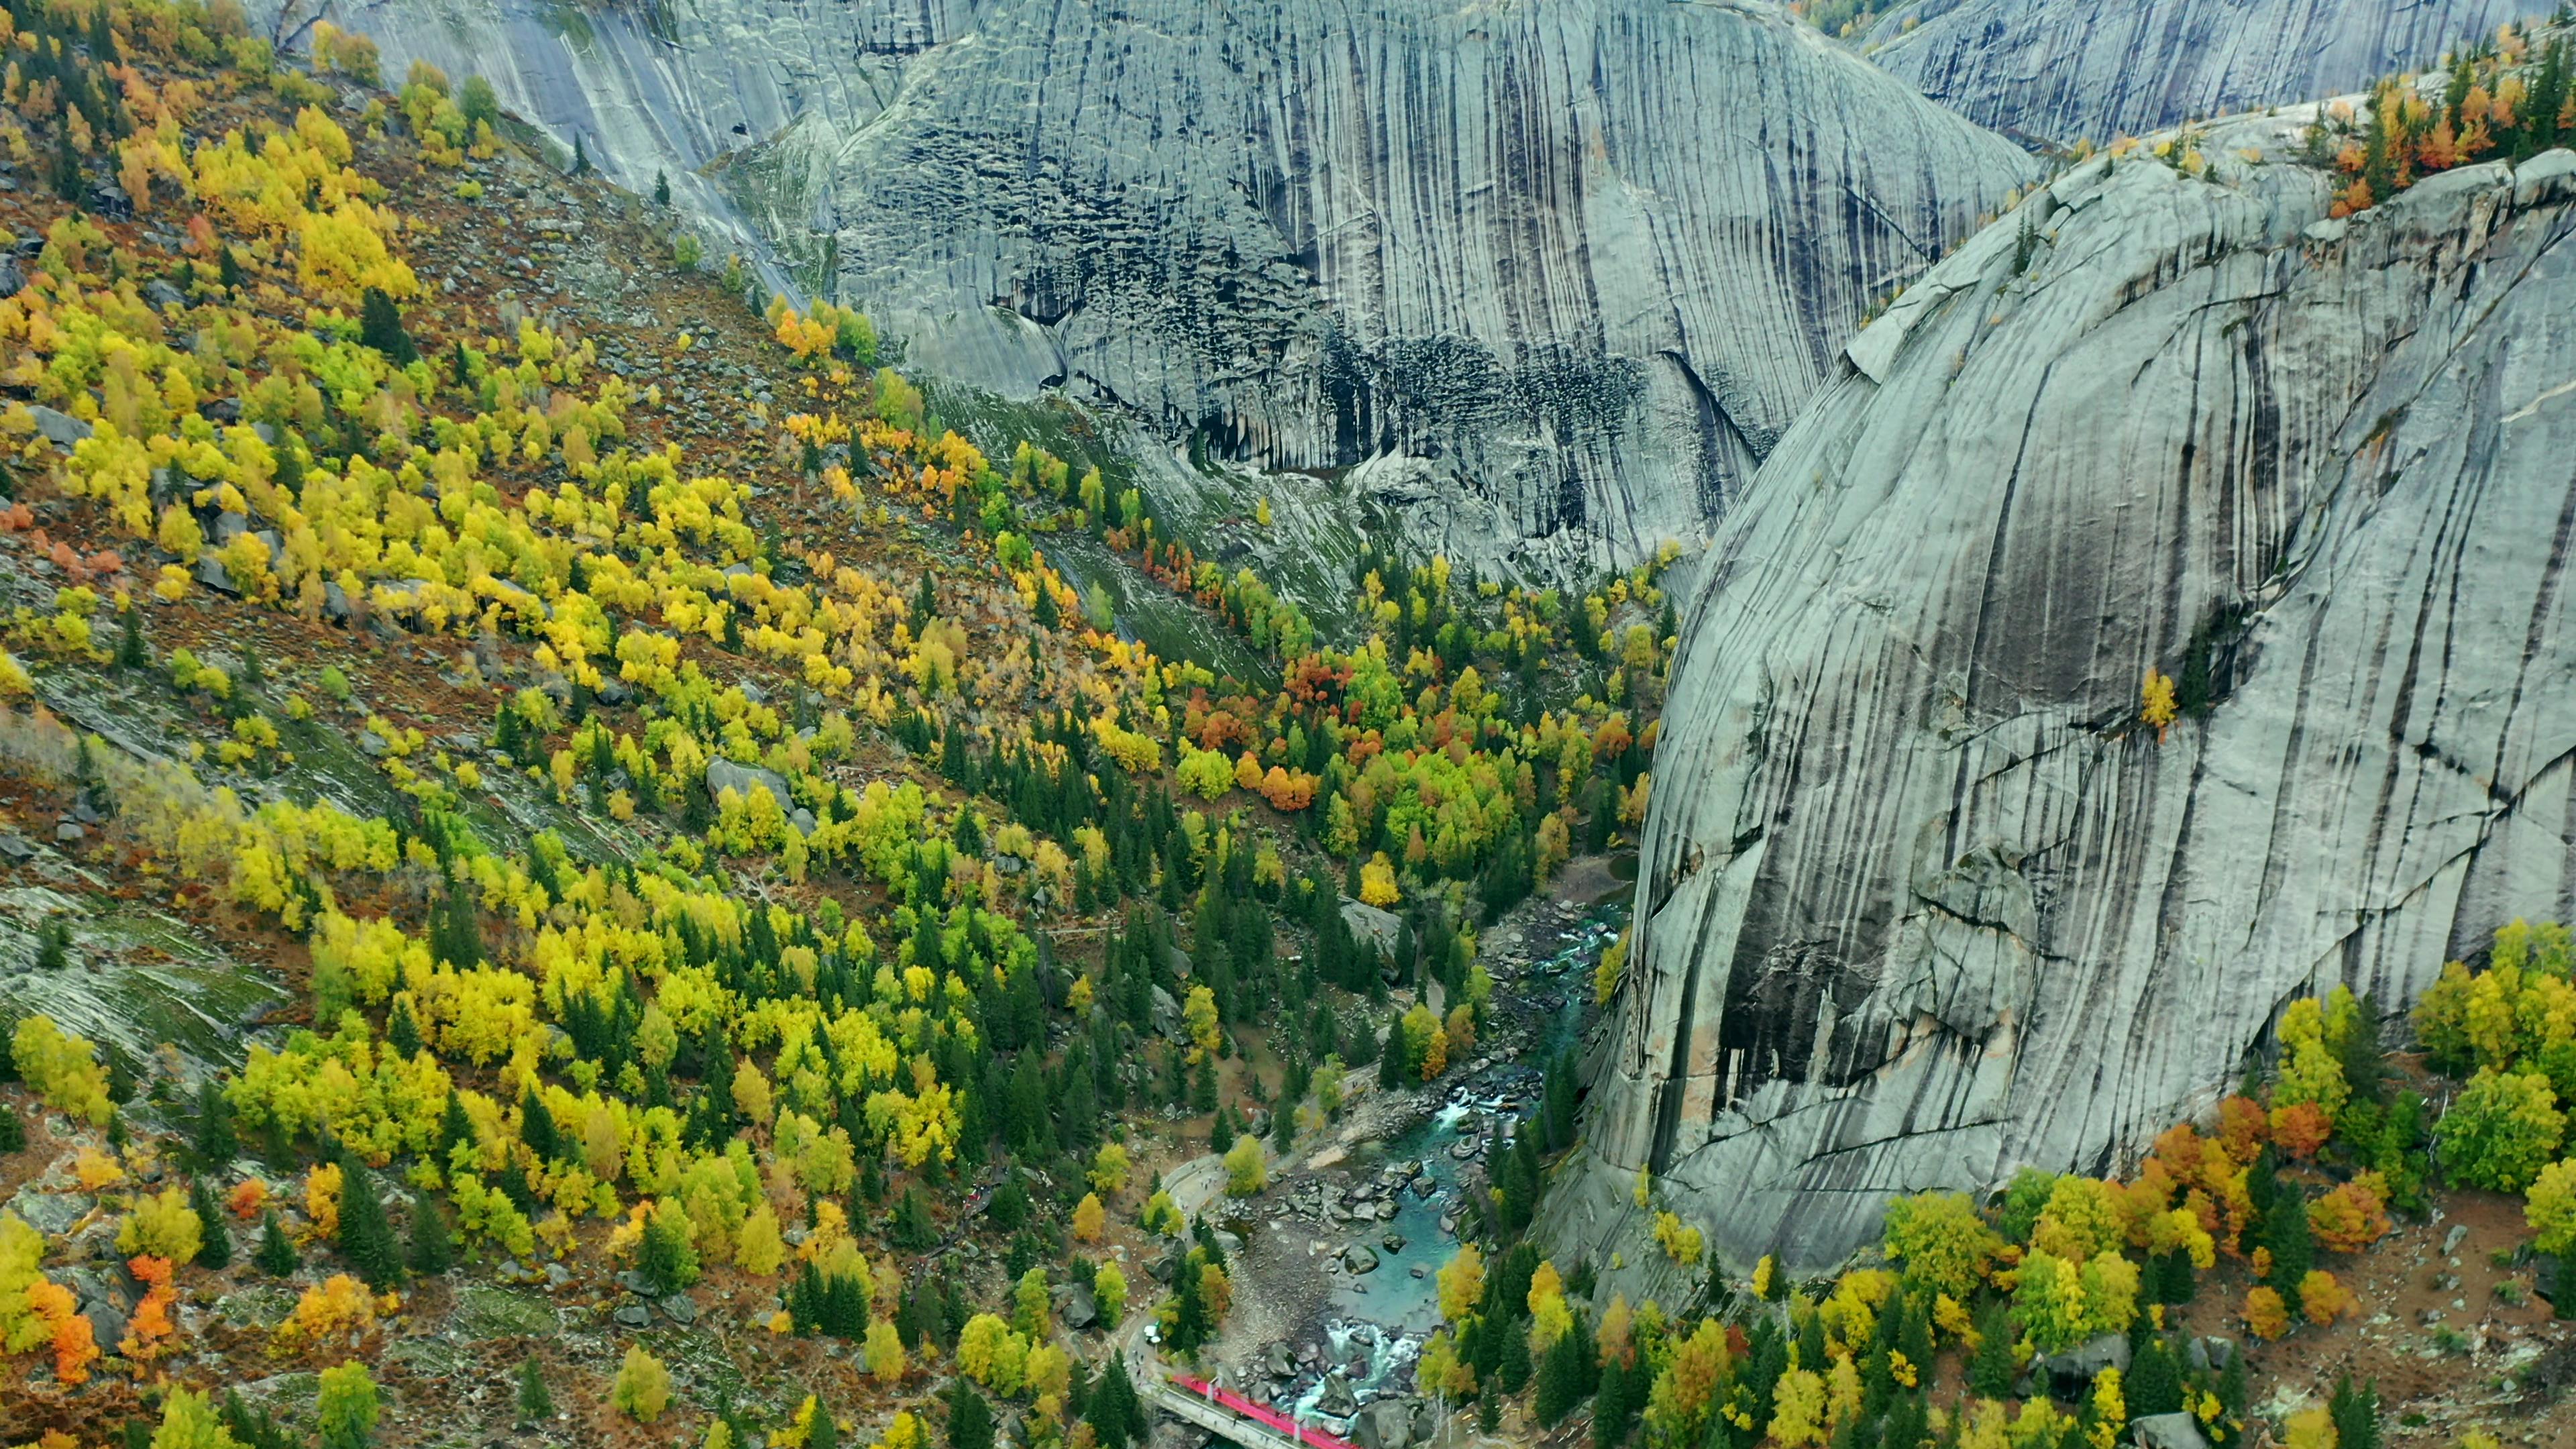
[245,0,2032,577]
[1863,0,2520,146]
[2131,1413,2210,1449]
[1556,123,2576,1278]
[705,758,794,814]
[1353,1398,1427,1449]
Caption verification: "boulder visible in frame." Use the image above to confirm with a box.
[706,757,794,813]
[1559,123,2576,1277]
[1316,1371,1359,1418]
[1353,1398,1426,1449]
[1059,1283,1098,1330]
[1341,1243,1380,1274]
[27,406,91,448]
[2039,1335,2131,1392]
[2186,1337,2235,1375]
[193,553,239,596]
[2129,1413,2210,1449]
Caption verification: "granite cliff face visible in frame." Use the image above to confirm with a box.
[1554,122,2576,1280]
[1862,0,2522,145]
[294,0,2034,575]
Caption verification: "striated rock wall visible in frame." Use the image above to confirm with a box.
[287,0,2035,576]
[1863,0,2524,146]
[1553,121,2576,1283]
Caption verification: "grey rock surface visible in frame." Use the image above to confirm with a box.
[1862,0,2519,145]
[704,757,794,813]
[1556,123,2576,1279]
[267,0,2033,574]
[2131,1413,2210,1449]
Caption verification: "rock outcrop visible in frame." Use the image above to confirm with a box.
[277,0,2033,575]
[1862,0,2521,146]
[1554,117,2576,1279]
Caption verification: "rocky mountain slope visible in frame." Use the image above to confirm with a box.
[1860,0,2524,144]
[274,0,2035,577]
[1552,116,2576,1277]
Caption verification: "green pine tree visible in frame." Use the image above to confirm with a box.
[516,1355,553,1424]
[191,1176,232,1268]
[2127,1336,2184,1417]
[2263,1189,2314,1289]
[0,1106,21,1154]
[1535,1320,1590,1425]
[115,606,147,669]
[408,1187,453,1276]
[947,1378,994,1449]
[653,170,671,206]
[255,1209,299,1277]
[358,286,418,365]
[335,1154,404,1289]
[1592,1354,1631,1449]
[194,1079,237,1167]
[2326,1375,2381,1449]
[1968,1303,2017,1398]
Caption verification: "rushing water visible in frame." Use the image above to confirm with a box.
[1279,899,1628,1425]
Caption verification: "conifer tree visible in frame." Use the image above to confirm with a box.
[2127,1335,2183,1417]
[255,1210,299,1277]
[1536,1316,1591,1425]
[1088,1354,1141,1449]
[408,1187,453,1276]
[335,1153,403,1289]
[948,1377,994,1449]
[0,1105,21,1154]
[2263,1189,2314,1289]
[1497,1322,1533,1395]
[1968,1302,2017,1398]
[1593,1353,1631,1449]
[2327,1376,2381,1449]
[358,287,418,365]
[516,1356,553,1424]
[191,1176,232,1268]
[193,1079,237,1167]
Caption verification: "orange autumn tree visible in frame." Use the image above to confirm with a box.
[25,1279,97,1384]
[121,1254,176,1360]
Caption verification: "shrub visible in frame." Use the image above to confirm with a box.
[317,1361,380,1449]
[2243,1286,2291,1340]
[612,1344,671,1422]
[2438,1067,2565,1191]
[1880,1190,2002,1296]
[117,1186,203,1264]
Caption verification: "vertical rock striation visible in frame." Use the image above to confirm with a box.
[1862,0,2524,146]
[1555,121,2576,1283]
[288,0,2035,575]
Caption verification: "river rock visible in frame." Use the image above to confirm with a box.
[1558,115,2576,1276]
[1353,1398,1427,1449]
[1264,1343,1294,1379]
[1341,1243,1379,1275]
[265,0,2032,579]
[1314,1373,1358,1419]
